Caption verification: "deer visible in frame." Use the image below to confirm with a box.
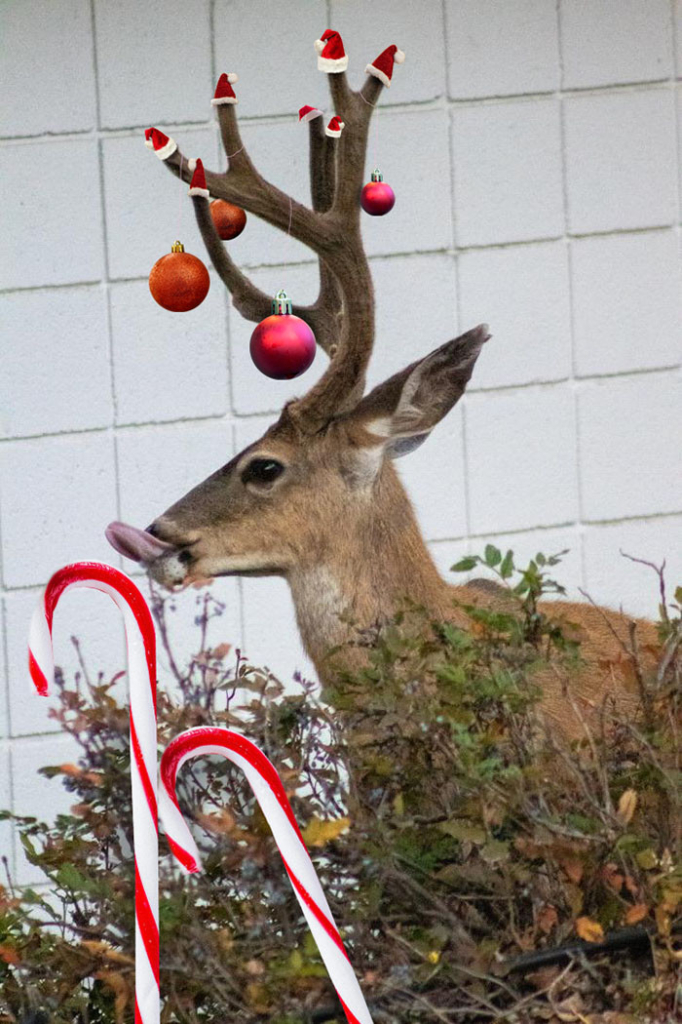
[105,38,660,740]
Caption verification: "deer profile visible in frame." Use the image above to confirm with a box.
[106,42,659,736]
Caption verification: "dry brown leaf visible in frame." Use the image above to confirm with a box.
[0,945,20,966]
[561,857,584,884]
[575,916,604,943]
[95,970,131,1024]
[624,903,649,925]
[601,863,624,892]
[616,789,637,825]
[537,904,559,935]
[59,763,82,778]
[196,808,236,835]
[81,940,134,965]
[302,816,350,847]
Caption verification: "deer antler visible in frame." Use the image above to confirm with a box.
[150,35,404,429]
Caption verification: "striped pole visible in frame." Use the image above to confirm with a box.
[28,562,159,1024]
[159,727,374,1024]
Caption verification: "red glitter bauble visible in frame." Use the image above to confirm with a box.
[210,199,247,240]
[149,242,210,312]
[250,291,316,380]
[360,168,395,217]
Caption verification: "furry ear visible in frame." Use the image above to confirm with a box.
[346,324,490,460]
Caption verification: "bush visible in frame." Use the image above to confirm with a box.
[1,553,680,1023]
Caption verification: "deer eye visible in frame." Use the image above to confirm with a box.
[241,458,285,487]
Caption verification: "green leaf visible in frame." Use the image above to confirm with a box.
[451,556,478,573]
[499,550,515,579]
[484,545,502,568]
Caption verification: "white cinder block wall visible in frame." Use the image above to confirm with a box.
[1,0,681,881]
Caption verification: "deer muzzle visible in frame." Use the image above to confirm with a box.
[105,521,191,588]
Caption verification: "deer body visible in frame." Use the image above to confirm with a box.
[106,40,659,737]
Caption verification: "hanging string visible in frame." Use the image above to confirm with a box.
[177,153,184,240]
[226,144,244,161]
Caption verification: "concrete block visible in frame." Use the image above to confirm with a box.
[0,432,118,589]
[11,732,81,885]
[214,1,328,118]
[445,0,559,98]
[5,587,125,738]
[466,384,578,534]
[428,538,471,582]
[578,373,682,521]
[111,278,228,426]
[331,0,446,105]
[583,515,682,619]
[0,0,96,137]
[102,128,217,281]
[360,109,452,258]
[241,576,316,689]
[366,253,458,391]
[572,230,682,377]
[0,286,111,439]
[396,406,468,541]
[228,262,321,416]
[0,601,7,739]
[116,419,234,532]
[0,747,11,873]
[560,0,673,89]
[95,0,212,128]
[458,240,571,389]
[0,140,104,290]
[451,99,563,247]
[564,89,677,235]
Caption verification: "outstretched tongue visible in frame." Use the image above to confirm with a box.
[105,521,174,564]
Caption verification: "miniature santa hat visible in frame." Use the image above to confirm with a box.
[298,104,324,123]
[325,116,345,138]
[365,44,405,88]
[212,72,239,106]
[314,30,348,73]
[187,158,210,198]
[144,127,177,161]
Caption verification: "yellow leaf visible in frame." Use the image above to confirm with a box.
[427,950,440,964]
[617,789,637,825]
[575,916,604,943]
[302,816,350,847]
[624,903,649,925]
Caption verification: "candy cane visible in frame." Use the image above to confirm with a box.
[28,562,159,1024]
[159,726,373,1024]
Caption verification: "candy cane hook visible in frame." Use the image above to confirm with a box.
[28,562,159,1024]
[159,726,373,1024]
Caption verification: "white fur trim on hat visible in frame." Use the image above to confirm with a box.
[155,137,177,160]
[188,185,210,198]
[325,119,345,138]
[211,95,238,106]
[317,54,349,73]
[299,105,324,123]
[365,63,391,88]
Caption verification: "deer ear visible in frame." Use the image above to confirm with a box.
[347,324,490,460]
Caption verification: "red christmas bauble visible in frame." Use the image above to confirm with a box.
[210,199,247,240]
[250,291,316,380]
[149,242,210,312]
[360,169,395,217]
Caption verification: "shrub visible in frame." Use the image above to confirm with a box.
[1,553,680,1023]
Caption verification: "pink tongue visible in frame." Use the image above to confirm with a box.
[105,521,174,563]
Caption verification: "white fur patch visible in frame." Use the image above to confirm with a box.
[364,415,392,439]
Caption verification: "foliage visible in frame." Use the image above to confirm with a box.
[0,553,680,1024]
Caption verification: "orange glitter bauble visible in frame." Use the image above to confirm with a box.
[210,199,247,240]
[149,242,210,312]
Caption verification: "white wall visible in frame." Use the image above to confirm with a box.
[1,0,681,881]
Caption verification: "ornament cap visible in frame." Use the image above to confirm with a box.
[171,240,185,253]
[370,168,384,182]
[272,289,293,315]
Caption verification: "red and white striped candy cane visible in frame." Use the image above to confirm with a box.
[159,727,374,1024]
[28,562,159,1024]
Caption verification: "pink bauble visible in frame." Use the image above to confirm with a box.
[361,179,395,217]
[250,313,316,380]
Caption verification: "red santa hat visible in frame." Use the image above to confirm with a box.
[314,30,348,73]
[365,45,405,88]
[145,127,177,161]
[298,105,324,123]
[212,73,239,106]
[325,116,345,138]
[188,158,210,198]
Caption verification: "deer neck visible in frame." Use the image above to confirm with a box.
[287,463,459,683]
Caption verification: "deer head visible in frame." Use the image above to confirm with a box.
[106,40,489,665]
